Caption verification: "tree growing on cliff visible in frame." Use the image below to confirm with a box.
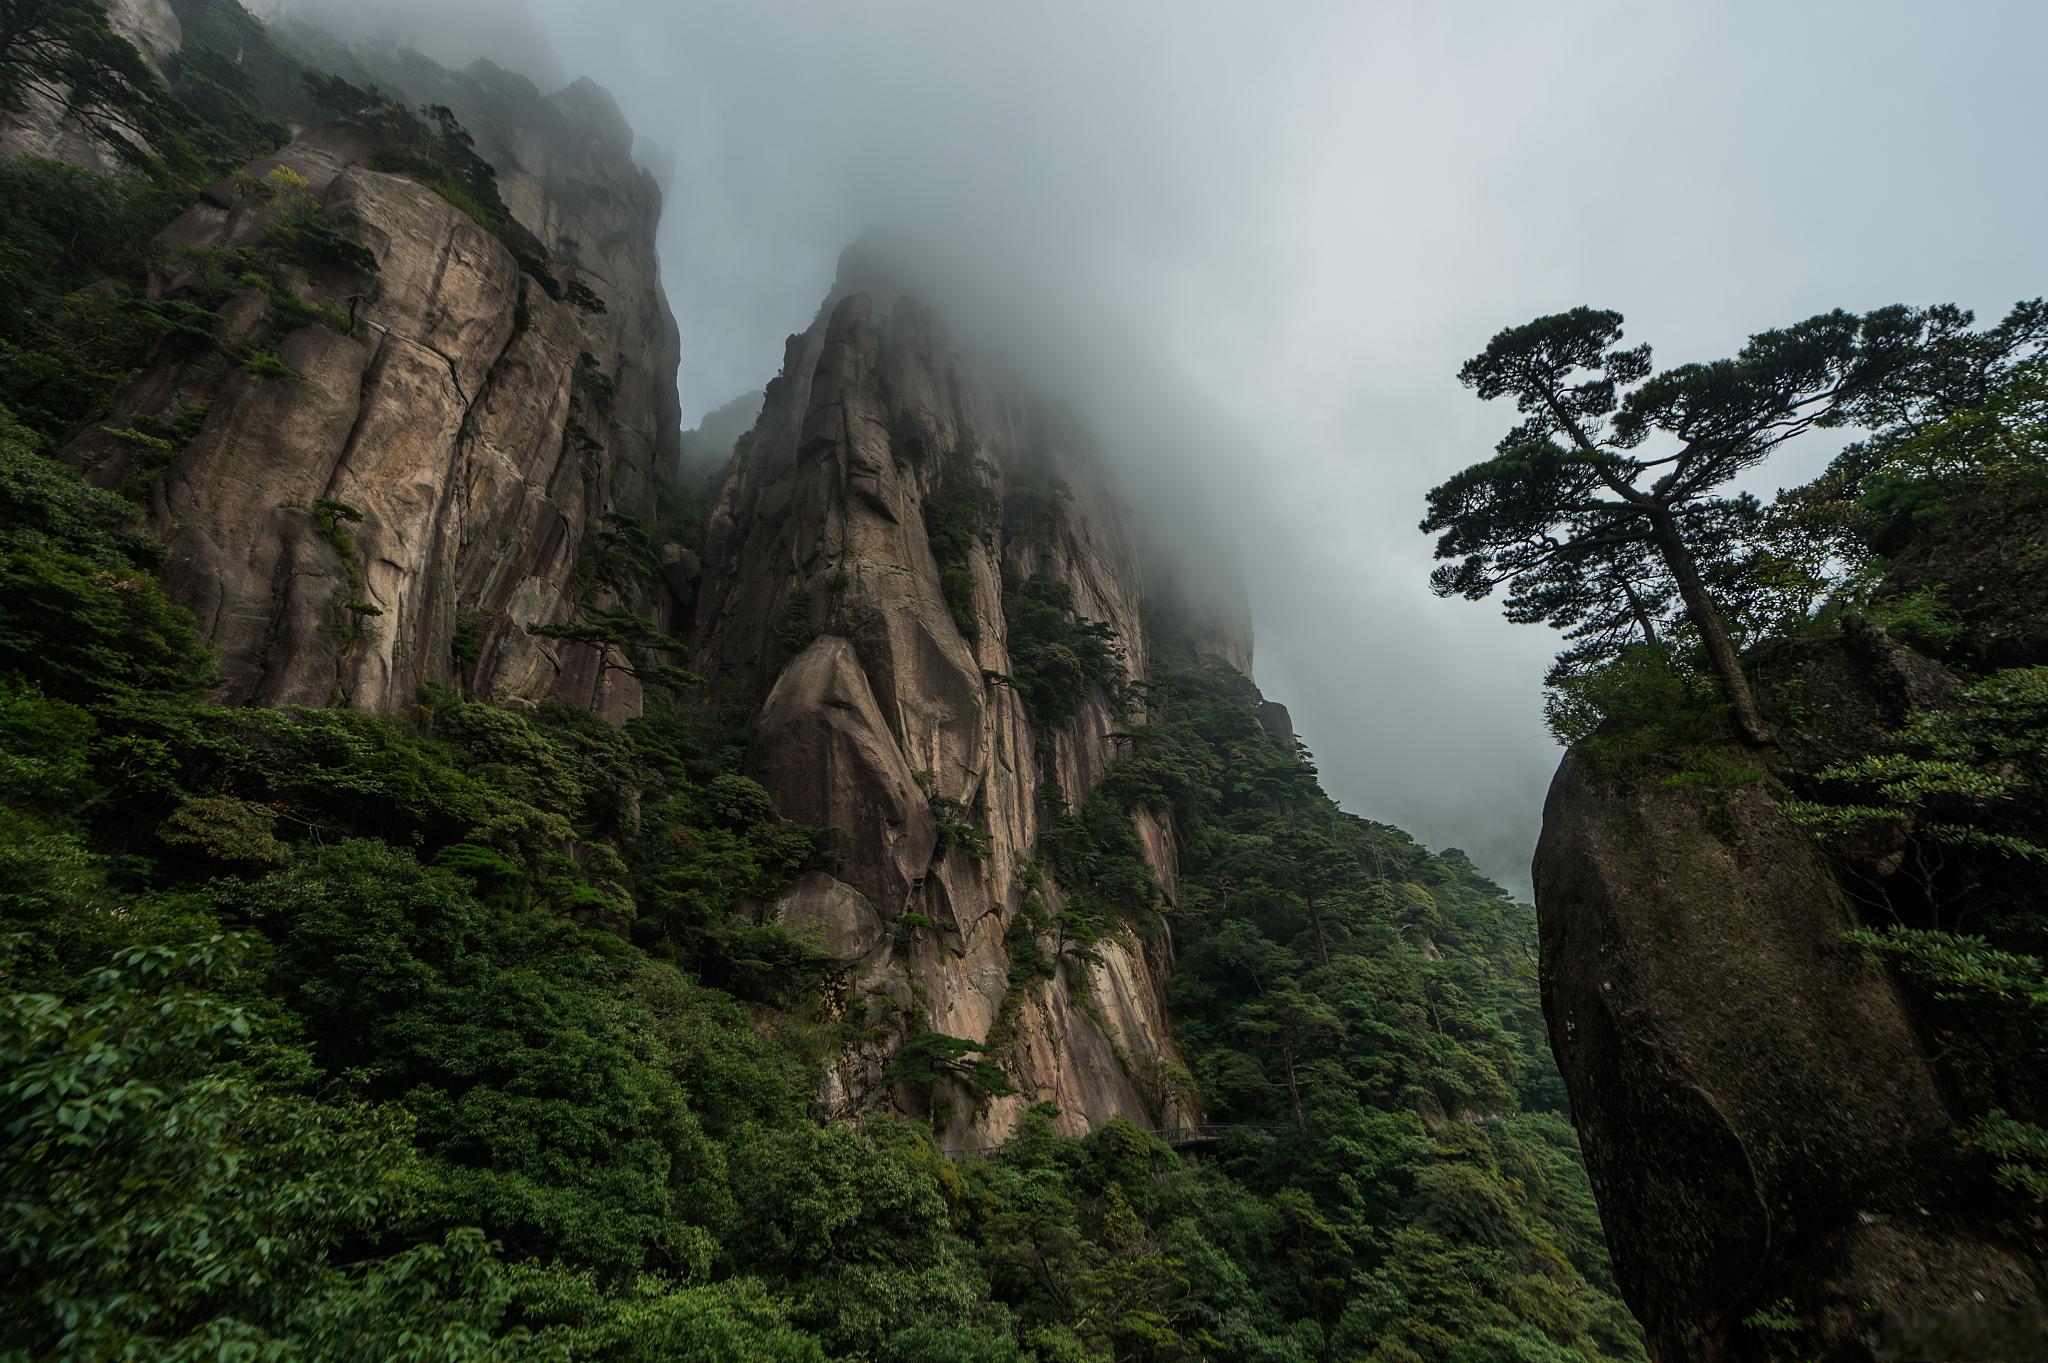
[0,0,182,163]
[1422,305,1947,746]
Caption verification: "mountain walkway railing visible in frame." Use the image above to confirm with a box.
[938,1122,1285,1158]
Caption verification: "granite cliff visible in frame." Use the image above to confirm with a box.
[56,44,680,719]
[694,262,1217,1144]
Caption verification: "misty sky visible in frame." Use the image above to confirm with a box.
[281,0,2045,894]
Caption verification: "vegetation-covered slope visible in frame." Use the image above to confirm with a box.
[1,5,1643,1359]
[0,460,1645,1358]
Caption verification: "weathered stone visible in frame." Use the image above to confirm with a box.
[752,636,937,913]
[697,263,1198,1146]
[1536,750,2047,1359]
[70,55,680,721]
[774,872,888,965]
[658,543,702,614]
[1256,699,1295,749]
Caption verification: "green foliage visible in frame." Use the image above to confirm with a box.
[1729,348,2048,1258]
[922,445,998,639]
[977,628,1645,1359]
[651,468,712,554]
[159,792,290,864]
[0,681,95,811]
[240,343,298,378]
[1858,585,1964,653]
[0,411,213,702]
[1783,307,2048,561]
[302,72,560,295]
[1428,300,2046,746]
[509,1267,823,1362]
[1541,645,1722,751]
[249,840,747,1275]
[1002,573,1130,729]
[886,1031,1018,1118]
[930,789,993,862]
[776,590,819,656]
[1002,463,1074,543]
[528,603,698,696]
[100,399,211,500]
[1968,1111,2048,1203]
[1788,668,2048,869]
[248,162,379,274]
[0,0,203,174]
[1040,785,1164,964]
[1844,926,2048,1035]
[0,22,363,449]
[1494,299,2048,748]
[0,158,208,440]
[0,934,535,1363]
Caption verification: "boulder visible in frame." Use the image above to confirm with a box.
[1536,750,2048,1359]
[774,872,888,965]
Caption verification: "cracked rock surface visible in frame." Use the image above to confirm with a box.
[76,69,679,718]
[696,264,1237,1146]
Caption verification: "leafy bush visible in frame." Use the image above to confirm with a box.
[302,73,560,294]
[1002,574,1129,729]
[922,446,998,639]
[0,934,533,1362]
[0,412,213,702]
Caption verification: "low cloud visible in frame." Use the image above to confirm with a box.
[273,0,2047,893]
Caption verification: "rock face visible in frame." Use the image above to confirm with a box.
[73,64,680,719]
[1537,736,2048,1359]
[696,267,1217,1145]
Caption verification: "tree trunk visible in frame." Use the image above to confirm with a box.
[1620,577,1661,649]
[1283,1042,1305,1133]
[1647,510,1772,746]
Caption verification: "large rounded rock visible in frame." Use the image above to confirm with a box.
[1536,750,2047,1359]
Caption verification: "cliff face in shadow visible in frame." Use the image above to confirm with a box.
[693,267,1245,1144]
[0,0,185,168]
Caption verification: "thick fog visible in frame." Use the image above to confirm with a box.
[274,0,2045,895]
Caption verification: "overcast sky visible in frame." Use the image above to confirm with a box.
[283,0,2045,894]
